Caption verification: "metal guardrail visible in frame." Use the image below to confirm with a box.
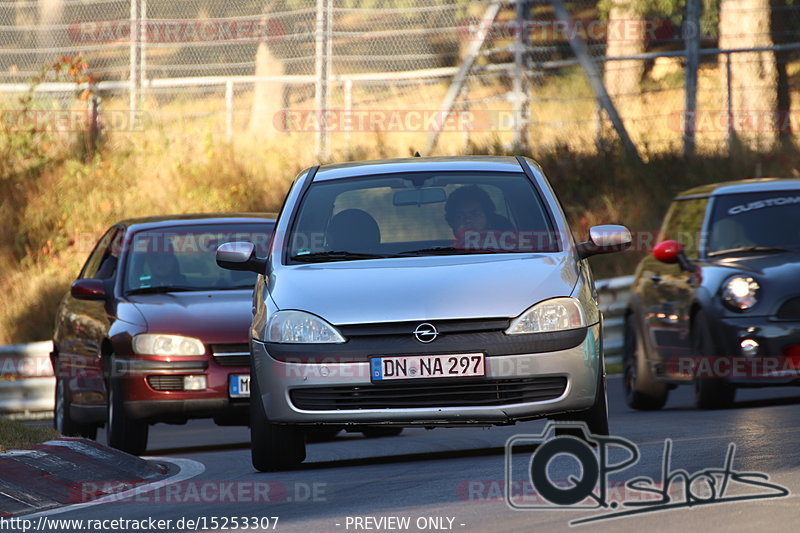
[596,276,634,364]
[0,341,55,419]
[0,277,633,416]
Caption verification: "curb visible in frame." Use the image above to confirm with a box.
[0,438,168,516]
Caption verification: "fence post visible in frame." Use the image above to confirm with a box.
[683,0,700,158]
[725,50,735,153]
[226,80,234,141]
[139,0,147,106]
[129,0,139,125]
[314,0,332,160]
[512,0,529,151]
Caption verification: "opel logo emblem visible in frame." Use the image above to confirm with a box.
[414,323,438,343]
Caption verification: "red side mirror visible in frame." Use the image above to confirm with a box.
[652,240,683,264]
[70,279,107,301]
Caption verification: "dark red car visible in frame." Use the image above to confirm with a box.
[51,214,275,455]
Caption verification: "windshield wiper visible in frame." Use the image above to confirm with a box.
[126,285,198,295]
[290,251,391,263]
[707,246,793,257]
[396,246,499,256]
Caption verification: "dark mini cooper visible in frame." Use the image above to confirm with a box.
[625,178,800,410]
[51,214,275,454]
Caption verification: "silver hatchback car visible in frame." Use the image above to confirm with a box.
[217,156,632,471]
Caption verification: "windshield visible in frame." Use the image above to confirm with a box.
[286,172,557,263]
[124,223,273,293]
[707,191,800,254]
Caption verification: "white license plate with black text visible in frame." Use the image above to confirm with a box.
[371,353,485,381]
[229,374,250,398]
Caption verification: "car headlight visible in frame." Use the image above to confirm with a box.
[721,276,759,311]
[267,310,345,344]
[132,334,205,356]
[505,297,586,335]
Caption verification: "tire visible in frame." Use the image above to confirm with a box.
[692,309,735,410]
[623,313,668,410]
[553,362,609,438]
[250,365,306,472]
[362,427,403,438]
[54,376,97,440]
[106,363,149,455]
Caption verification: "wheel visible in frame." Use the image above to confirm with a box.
[106,363,149,455]
[553,361,609,438]
[362,427,403,438]
[250,364,306,472]
[623,313,668,410]
[692,309,735,410]
[54,375,97,440]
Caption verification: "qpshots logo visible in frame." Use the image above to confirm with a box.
[505,422,789,526]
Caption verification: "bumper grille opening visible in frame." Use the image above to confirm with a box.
[147,375,185,391]
[289,377,568,411]
[211,343,250,367]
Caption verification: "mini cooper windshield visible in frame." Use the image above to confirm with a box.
[125,224,272,293]
[287,172,558,263]
[707,191,800,256]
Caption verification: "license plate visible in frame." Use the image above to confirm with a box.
[370,353,485,381]
[229,374,250,398]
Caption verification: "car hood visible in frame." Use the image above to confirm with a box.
[269,253,579,325]
[127,290,253,343]
[706,251,800,281]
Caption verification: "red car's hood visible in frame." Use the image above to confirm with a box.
[127,290,253,344]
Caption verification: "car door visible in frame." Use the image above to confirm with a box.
[641,197,709,372]
[58,226,124,387]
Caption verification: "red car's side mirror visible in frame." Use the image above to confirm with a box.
[71,279,107,301]
[652,240,683,264]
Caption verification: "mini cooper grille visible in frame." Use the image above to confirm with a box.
[211,344,250,367]
[777,297,800,320]
[147,375,184,391]
[289,377,568,411]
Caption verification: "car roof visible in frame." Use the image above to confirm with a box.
[117,213,277,233]
[677,178,800,198]
[313,156,525,181]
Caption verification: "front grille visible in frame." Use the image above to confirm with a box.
[147,375,184,391]
[289,377,568,411]
[211,343,250,367]
[777,297,800,320]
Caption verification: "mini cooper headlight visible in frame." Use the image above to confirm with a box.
[267,310,345,344]
[132,334,205,356]
[721,276,760,311]
[505,297,586,335]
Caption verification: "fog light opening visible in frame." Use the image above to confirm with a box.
[183,375,207,391]
[740,338,760,357]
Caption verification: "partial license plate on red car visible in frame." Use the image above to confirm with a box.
[229,374,250,398]
[370,353,485,382]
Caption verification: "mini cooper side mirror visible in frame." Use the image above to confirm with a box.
[652,240,693,271]
[70,279,107,301]
[576,225,633,259]
[216,241,267,273]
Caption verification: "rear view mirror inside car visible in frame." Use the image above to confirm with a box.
[392,187,446,206]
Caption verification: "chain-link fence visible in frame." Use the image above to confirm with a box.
[2,0,800,158]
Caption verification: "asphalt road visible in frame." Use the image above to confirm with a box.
[27,378,800,533]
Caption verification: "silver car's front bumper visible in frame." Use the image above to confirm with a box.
[251,323,602,426]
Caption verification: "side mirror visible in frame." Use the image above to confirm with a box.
[216,242,267,273]
[576,225,632,259]
[71,279,107,301]
[652,240,693,270]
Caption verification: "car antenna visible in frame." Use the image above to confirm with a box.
[414,151,421,157]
